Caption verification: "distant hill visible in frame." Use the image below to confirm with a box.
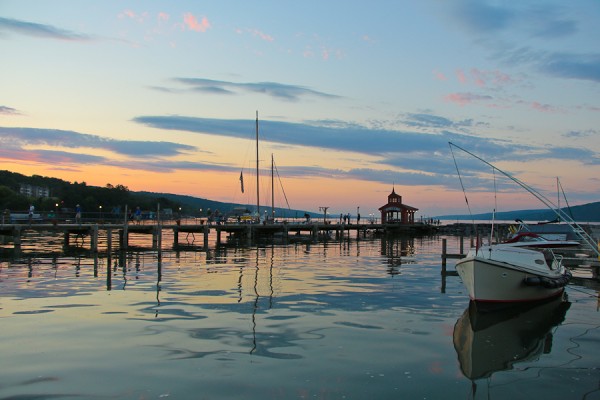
[136,191,317,218]
[0,169,317,218]
[437,201,600,222]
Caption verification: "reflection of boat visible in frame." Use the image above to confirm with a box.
[453,295,570,380]
[502,232,580,248]
[455,245,571,303]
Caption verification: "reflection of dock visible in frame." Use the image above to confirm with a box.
[0,221,437,252]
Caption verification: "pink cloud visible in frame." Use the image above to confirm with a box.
[454,68,515,88]
[183,13,211,32]
[119,9,136,19]
[444,92,492,106]
[118,10,149,23]
[433,70,447,81]
[158,12,169,22]
[492,70,512,85]
[456,69,467,84]
[471,68,485,87]
[249,28,274,42]
[531,102,559,113]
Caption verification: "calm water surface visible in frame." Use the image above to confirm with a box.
[0,232,598,399]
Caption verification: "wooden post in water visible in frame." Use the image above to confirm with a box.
[107,228,112,251]
[91,224,99,252]
[246,225,252,246]
[459,235,464,255]
[173,226,179,248]
[122,205,129,250]
[203,224,209,248]
[106,229,112,279]
[14,226,21,249]
[441,238,447,275]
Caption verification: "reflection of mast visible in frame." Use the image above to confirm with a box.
[255,111,260,215]
[156,257,162,317]
[250,247,260,354]
[249,246,275,355]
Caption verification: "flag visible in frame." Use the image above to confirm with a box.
[239,171,244,193]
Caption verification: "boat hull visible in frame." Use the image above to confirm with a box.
[456,249,567,303]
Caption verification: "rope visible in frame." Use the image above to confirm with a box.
[449,143,474,225]
[273,158,291,210]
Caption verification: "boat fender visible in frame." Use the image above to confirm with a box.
[524,276,542,286]
[523,270,571,288]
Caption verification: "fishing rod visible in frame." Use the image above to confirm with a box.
[448,142,599,256]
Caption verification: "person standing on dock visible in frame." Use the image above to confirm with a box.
[357,213,361,224]
[75,204,82,224]
[28,204,34,225]
[134,206,141,224]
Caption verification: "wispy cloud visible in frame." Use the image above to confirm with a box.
[446,1,600,83]
[0,17,92,41]
[401,113,475,130]
[237,28,274,42]
[2,116,597,192]
[562,129,598,139]
[132,114,596,168]
[444,92,493,106]
[0,106,21,115]
[530,101,562,113]
[155,78,341,101]
[0,127,196,157]
[538,53,600,83]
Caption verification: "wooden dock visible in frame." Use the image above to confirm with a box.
[0,221,438,253]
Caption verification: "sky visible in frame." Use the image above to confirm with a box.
[1,0,599,218]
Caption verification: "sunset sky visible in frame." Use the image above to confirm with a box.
[1,1,599,218]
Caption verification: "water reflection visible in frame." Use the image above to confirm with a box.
[453,295,571,381]
[380,236,415,276]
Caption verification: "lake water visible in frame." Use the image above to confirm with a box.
[1,232,598,399]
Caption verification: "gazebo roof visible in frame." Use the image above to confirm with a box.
[378,203,418,212]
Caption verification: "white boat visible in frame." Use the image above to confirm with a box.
[455,245,571,303]
[502,232,580,248]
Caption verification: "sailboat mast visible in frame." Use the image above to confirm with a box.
[271,153,275,220]
[255,111,260,216]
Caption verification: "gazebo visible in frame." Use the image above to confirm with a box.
[378,187,418,224]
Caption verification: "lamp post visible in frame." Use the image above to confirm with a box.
[99,205,102,221]
[319,206,329,223]
[55,203,58,224]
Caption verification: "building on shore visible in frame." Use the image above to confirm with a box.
[19,183,50,198]
[378,187,418,224]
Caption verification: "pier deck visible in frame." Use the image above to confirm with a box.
[0,221,438,252]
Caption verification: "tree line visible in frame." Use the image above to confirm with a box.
[0,170,181,215]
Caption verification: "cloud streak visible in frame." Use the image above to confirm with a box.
[0,127,196,157]
[0,17,92,41]
[156,78,341,101]
[132,115,598,169]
